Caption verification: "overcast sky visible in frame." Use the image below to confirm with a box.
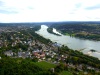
[0,0,100,23]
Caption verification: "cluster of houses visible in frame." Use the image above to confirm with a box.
[3,39,61,62]
[2,32,61,62]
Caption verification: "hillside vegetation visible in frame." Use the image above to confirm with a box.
[50,22,100,40]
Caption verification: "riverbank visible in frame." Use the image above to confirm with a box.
[61,32,100,41]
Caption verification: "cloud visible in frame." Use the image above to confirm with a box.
[0,1,4,6]
[0,9,18,14]
[85,4,100,10]
[94,17,100,19]
[0,0,100,22]
[75,3,82,8]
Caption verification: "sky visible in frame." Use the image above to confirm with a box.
[0,0,100,23]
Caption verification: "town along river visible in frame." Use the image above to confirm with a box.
[36,25,100,59]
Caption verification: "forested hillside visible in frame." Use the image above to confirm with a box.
[50,22,100,40]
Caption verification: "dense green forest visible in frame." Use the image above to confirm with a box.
[0,56,58,75]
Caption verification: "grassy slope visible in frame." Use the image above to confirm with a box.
[35,61,56,70]
[60,71,73,75]
[35,61,73,75]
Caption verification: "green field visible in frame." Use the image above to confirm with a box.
[60,71,73,75]
[35,61,56,70]
[35,61,73,75]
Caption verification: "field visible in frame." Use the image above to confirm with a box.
[35,61,56,70]
[60,71,73,75]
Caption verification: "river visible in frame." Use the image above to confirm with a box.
[36,25,100,59]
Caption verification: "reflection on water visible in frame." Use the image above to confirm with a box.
[36,25,100,59]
